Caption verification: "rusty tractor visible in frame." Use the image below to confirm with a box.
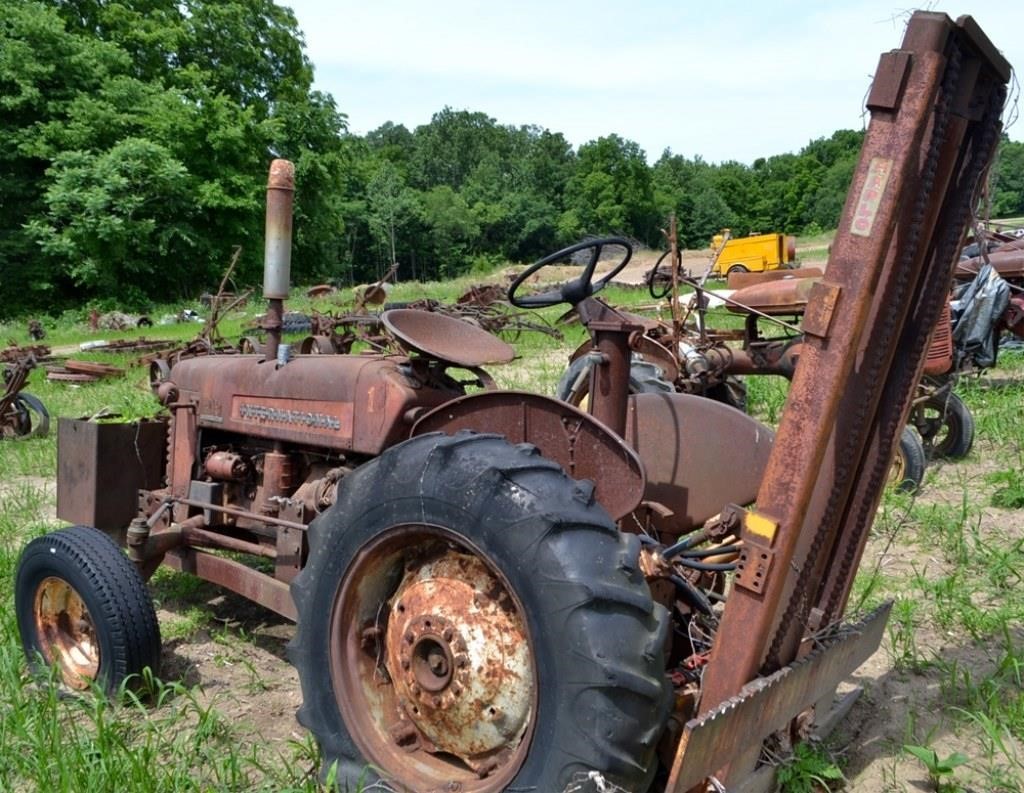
[720,275,978,464]
[13,12,1010,793]
[560,262,934,490]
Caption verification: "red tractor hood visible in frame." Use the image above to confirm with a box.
[169,354,451,455]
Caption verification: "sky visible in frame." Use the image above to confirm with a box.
[283,1,1023,165]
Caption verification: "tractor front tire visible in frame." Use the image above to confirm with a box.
[915,390,974,460]
[289,431,671,792]
[556,354,673,407]
[15,525,161,694]
[14,393,50,438]
[890,427,927,494]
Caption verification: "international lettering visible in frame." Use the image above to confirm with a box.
[238,403,342,431]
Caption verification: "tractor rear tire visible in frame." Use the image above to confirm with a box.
[289,431,671,793]
[15,526,161,694]
[557,355,747,413]
[704,376,748,413]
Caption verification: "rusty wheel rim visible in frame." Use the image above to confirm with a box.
[33,576,100,689]
[889,446,907,485]
[330,525,537,791]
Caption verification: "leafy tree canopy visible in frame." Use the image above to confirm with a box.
[3,2,1020,316]
[1,0,346,315]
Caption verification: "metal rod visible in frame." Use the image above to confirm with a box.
[183,525,277,558]
[173,496,307,531]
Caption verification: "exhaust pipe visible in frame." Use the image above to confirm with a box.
[263,159,295,362]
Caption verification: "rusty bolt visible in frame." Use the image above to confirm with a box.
[455,654,469,669]
[442,627,454,642]
[432,695,442,708]
[405,631,415,644]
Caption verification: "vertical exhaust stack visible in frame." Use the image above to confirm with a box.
[263,159,295,362]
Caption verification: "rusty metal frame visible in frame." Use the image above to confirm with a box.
[670,603,890,792]
[1,356,37,436]
[163,547,296,621]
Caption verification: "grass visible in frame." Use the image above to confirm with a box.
[2,266,1024,791]
[846,352,1024,791]
[777,742,845,792]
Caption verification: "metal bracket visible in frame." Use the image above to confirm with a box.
[735,546,774,595]
[801,281,842,339]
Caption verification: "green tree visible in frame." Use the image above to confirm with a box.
[366,159,418,280]
[366,122,415,173]
[1,0,347,315]
[417,186,480,278]
[409,108,507,190]
[561,134,657,243]
[0,1,130,307]
[991,138,1024,218]
[25,138,194,302]
[711,161,757,232]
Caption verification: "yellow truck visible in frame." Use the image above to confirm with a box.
[710,229,797,277]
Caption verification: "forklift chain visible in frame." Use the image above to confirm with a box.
[762,41,965,673]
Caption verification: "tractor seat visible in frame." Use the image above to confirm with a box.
[381,308,515,367]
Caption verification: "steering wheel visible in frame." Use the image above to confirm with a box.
[508,237,634,308]
[647,248,674,300]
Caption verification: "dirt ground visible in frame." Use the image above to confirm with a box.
[602,245,829,288]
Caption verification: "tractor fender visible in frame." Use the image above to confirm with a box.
[411,390,644,521]
[626,392,774,538]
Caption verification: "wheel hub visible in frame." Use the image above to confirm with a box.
[34,576,99,689]
[399,613,466,702]
[385,550,533,764]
